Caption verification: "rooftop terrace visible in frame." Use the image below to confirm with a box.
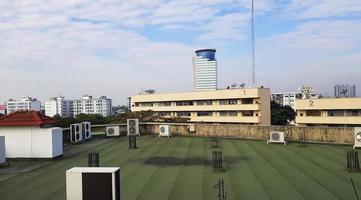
[0,136,360,200]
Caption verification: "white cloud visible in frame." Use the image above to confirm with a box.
[285,0,361,19]
[0,0,360,105]
[259,20,361,58]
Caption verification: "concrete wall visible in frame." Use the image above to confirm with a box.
[139,123,355,145]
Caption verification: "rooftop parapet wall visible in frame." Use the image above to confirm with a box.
[140,123,354,144]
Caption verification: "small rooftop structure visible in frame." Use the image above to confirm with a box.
[0,110,57,127]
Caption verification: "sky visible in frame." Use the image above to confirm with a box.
[0,0,360,105]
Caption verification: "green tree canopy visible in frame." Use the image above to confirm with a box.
[271,101,296,125]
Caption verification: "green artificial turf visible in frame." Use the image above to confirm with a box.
[0,136,360,200]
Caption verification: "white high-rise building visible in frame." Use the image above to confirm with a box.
[73,95,112,117]
[45,96,73,117]
[334,84,356,97]
[6,97,41,113]
[193,49,217,91]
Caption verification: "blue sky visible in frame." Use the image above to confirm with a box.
[0,0,360,104]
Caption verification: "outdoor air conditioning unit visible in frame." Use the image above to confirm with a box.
[159,125,171,138]
[127,119,139,136]
[66,167,121,200]
[81,122,92,140]
[267,131,286,145]
[106,126,120,137]
[189,124,196,132]
[70,123,83,143]
[353,127,361,149]
[0,136,5,164]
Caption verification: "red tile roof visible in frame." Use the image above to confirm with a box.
[0,110,58,127]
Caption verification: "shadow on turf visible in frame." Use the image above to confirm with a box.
[144,156,211,166]
[144,156,247,166]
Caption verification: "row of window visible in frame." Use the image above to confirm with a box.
[135,98,257,107]
[156,111,258,117]
[299,110,361,117]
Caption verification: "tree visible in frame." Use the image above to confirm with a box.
[56,117,79,128]
[75,113,110,125]
[111,110,190,124]
[271,101,295,125]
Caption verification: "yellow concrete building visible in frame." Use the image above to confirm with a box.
[296,98,361,127]
[130,88,271,125]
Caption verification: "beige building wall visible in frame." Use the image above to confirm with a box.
[130,88,271,125]
[295,98,361,126]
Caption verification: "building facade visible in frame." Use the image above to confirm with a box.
[334,84,356,97]
[45,96,74,117]
[73,95,112,117]
[193,49,217,91]
[295,98,361,127]
[6,97,41,113]
[271,86,319,110]
[0,104,6,115]
[130,88,271,125]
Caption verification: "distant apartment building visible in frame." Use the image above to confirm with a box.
[45,96,73,117]
[271,86,319,110]
[45,95,112,117]
[295,98,361,127]
[6,97,41,113]
[334,84,356,97]
[73,95,112,117]
[193,49,217,91]
[0,104,6,115]
[130,88,271,125]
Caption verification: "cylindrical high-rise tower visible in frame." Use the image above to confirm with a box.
[193,49,217,91]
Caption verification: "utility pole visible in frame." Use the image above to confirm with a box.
[251,0,256,86]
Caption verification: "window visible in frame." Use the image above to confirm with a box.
[219,99,238,105]
[346,110,360,116]
[197,111,212,116]
[196,100,213,106]
[242,111,253,116]
[158,112,171,116]
[176,112,191,117]
[328,110,344,116]
[219,111,228,116]
[241,98,253,104]
[140,102,153,107]
[158,102,171,106]
[220,111,238,116]
[176,101,193,106]
[306,110,321,116]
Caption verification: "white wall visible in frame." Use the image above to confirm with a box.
[0,127,63,158]
[52,128,63,157]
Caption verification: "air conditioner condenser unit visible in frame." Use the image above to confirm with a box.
[70,123,83,143]
[66,167,121,200]
[353,127,361,149]
[127,119,139,136]
[106,126,120,137]
[159,125,171,138]
[267,131,286,145]
[81,122,92,140]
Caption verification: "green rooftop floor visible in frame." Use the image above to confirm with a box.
[0,136,360,200]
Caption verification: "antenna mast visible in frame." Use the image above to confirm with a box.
[251,0,256,85]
